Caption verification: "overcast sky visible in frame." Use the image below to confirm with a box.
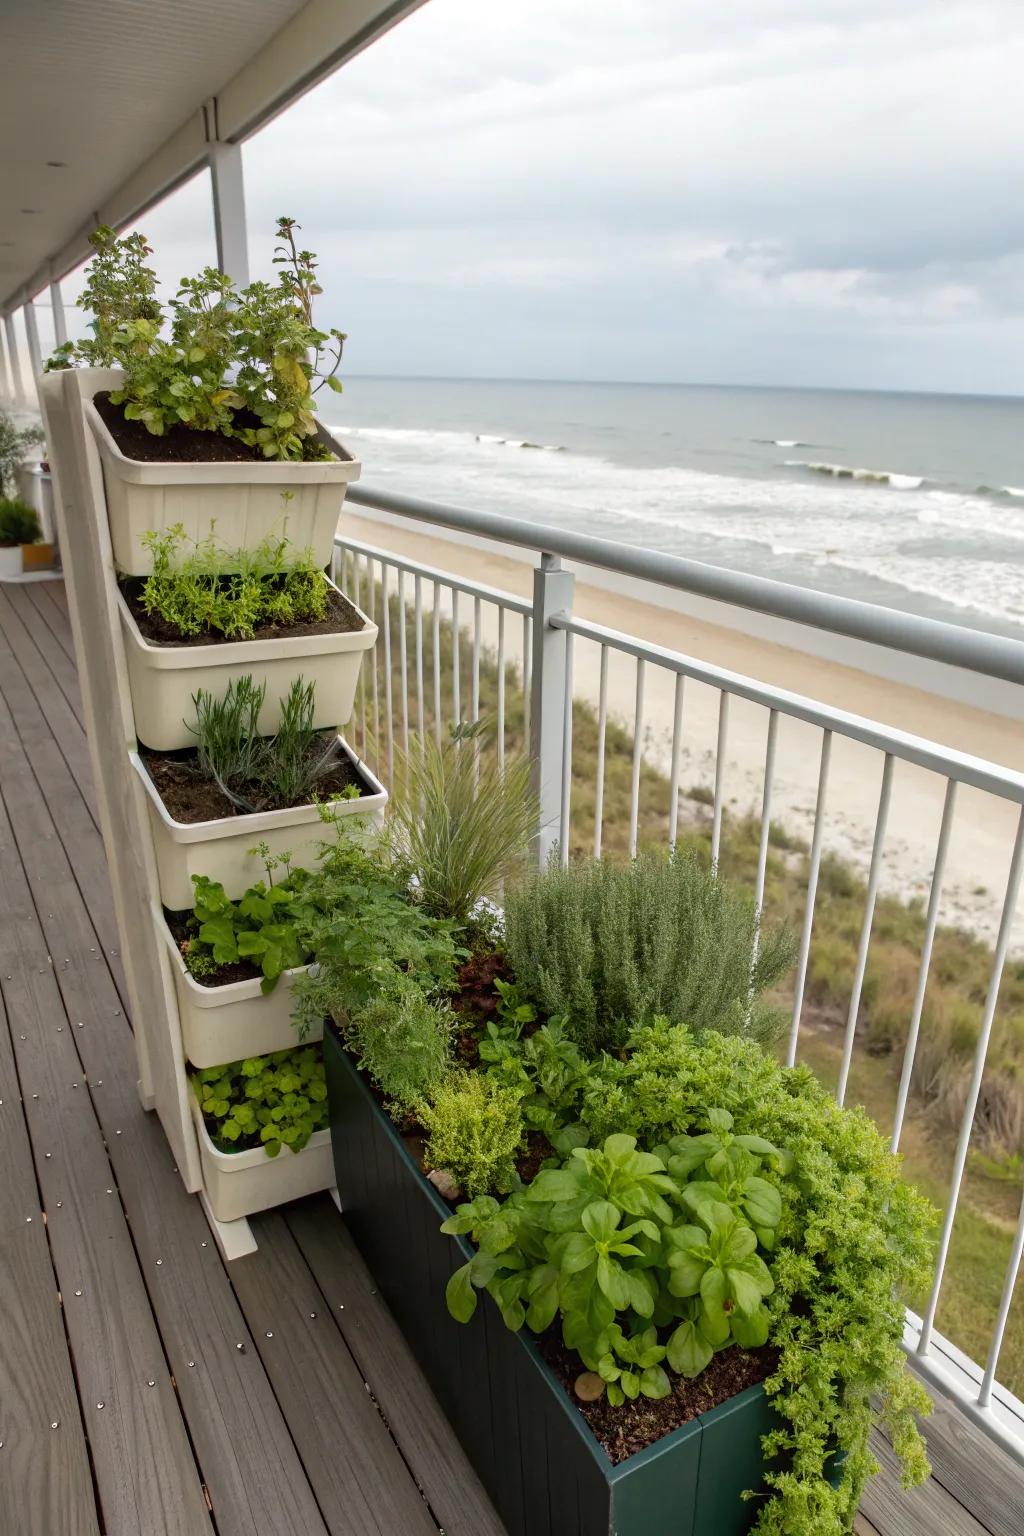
[73,0,1024,395]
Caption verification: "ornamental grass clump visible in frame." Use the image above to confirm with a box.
[387,720,538,927]
[504,847,796,1053]
[0,497,42,547]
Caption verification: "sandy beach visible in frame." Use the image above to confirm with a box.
[343,509,1024,948]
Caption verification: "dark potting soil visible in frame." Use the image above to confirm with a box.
[141,742,367,823]
[94,390,351,466]
[165,906,260,988]
[121,578,365,648]
[538,1329,779,1465]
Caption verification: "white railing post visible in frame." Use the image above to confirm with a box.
[529,553,575,865]
[23,296,43,400]
[0,317,12,406]
[207,136,250,286]
[4,311,27,410]
[49,268,67,349]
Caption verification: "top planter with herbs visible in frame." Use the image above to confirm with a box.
[49,218,360,574]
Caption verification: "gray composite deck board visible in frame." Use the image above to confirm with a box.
[0,581,1016,1536]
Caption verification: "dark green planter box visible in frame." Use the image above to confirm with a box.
[326,1028,778,1536]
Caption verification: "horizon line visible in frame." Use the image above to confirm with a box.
[341,373,1024,403]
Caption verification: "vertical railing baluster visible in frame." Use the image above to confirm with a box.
[594,645,609,858]
[432,579,442,747]
[451,588,461,729]
[919,806,1024,1357]
[472,597,482,724]
[414,574,425,749]
[523,616,532,752]
[787,729,832,1067]
[980,1186,1024,1406]
[497,606,506,769]
[381,562,393,784]
[667,672,685,849]
[559,632,575,867]
[751,709,779,961]
[396,568,409,759]
[628,659,645,859]
[890,778,957,1152]
[711,692,730,872]
[356,554,368,756]
[367,557,380,759]
[836,753,894,1107]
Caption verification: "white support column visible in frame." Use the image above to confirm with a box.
[208,139,250,286]
[23,296,43,395]
[529,553,576,866]
[4,311,27,410]
[0,319,12,406]
[50,270,67,348]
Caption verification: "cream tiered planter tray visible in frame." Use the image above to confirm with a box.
[120,577,377,752]
[131,736,388,908]
[158,913,317,1068]
[85,398,362,575]
[190,1096,334,1223]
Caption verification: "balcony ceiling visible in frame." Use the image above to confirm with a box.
[0,0,422,312]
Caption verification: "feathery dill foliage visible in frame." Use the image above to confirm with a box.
[503,847,797,1053]
[564,1022,935,1536]
[344,971,455,1117]
[140,524,328,640]
[388,720,538,926]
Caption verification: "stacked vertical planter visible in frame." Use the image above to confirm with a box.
[53,368,384,1222]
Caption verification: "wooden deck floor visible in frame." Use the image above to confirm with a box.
[0,578,1020,1536]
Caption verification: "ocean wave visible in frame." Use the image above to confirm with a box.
[477,435,564,452]
[976,483,1024,501]
[754,438,812,448]
[785,459,925,490]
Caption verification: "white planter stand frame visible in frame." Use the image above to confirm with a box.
[40,367,358,1250]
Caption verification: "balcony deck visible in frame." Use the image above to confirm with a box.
[0,577,1020,1536]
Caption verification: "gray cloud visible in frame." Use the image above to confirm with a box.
[65,0,1024,393]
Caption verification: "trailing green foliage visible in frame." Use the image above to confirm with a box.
[51,218,346,460]
[444,1118,785,1404]
[504,847,797,1053]
[442,1019,935,1536]
[140,524,329,638]
[189,674,353,813]
[0,496,42,546]
[184,871,312,992]
[344,970,455,1116]
[191,1045,327,1156]
[388,720,538,926]
[289,820,463,1038]
[420,1071,525,1198]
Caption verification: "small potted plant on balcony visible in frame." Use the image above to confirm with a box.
[189,1044,334,1222]
[47,219,360,574]
[0,497,52,578]
[132,673,386,908]
[119,522,376,751]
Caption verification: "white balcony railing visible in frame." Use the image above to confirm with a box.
[333,480,1024,1466]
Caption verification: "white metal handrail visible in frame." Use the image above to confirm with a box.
[334,490,1024,1464]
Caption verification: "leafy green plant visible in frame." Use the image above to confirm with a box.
[503,847,796,1053]
[184,871,312,992]
[421,1071,525,1197]
[191,1045,328,1156]
[0,413,45,497]
[140,524,328,638]
[189,674,349,813]
[344,970,455,1116]
[388,720,538,926]
[0,497,42,547]
[50,217,347,460]
[444,1019,934,1535]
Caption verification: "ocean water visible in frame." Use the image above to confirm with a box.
[327,377,1024,638]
